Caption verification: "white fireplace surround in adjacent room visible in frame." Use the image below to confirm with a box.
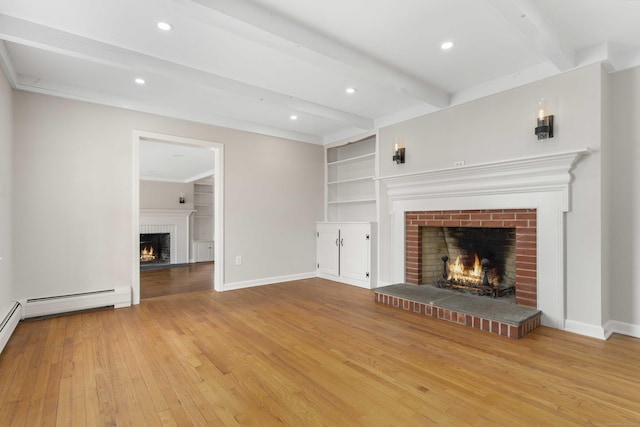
[378,149,591,330]
[139,209,194,265]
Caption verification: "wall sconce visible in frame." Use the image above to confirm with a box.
[535,99,554,140]
[393,139,405,164]
[179,194,185,204]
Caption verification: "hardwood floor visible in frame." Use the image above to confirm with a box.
[140,262,214,299]
[1,278,639,426]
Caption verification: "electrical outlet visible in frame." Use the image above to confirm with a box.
[454,160,465,167]
[235,255,242,265]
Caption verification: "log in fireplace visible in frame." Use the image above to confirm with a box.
[140,233,170,265]
[428,226,516,298]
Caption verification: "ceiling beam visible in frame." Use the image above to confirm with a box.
[486,0,575,71]
[0,13,373,131]
[171,0,450,108]
[0,40,18,87]
[14,74,324,144]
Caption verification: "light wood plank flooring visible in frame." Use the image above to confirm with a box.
[140,262,214,300]
[1,278,639,426]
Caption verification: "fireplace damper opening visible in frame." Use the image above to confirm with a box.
[422,226,516,299]
[140,233,170,265]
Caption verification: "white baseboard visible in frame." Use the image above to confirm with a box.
[21,286,131,319]
[0,302,22,354]
[564,319,608,340]
[222,272,316,291]
[374,281,392,288]
[604,320,640,339]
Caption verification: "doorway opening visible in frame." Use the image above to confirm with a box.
[132,131,224,304]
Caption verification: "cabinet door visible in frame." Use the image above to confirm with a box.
[195,241,214,262]
[317,226,339,276]
[339,226,370,282]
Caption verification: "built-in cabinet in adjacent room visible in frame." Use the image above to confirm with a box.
[192,177,214,262]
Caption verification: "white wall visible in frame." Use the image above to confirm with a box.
[139,180,194,210]
[0,65,13,315]
[12,92,324,300]
[609,66,640,330]
[378,64,606,333]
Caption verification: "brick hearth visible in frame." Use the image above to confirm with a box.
[374,284,541,339]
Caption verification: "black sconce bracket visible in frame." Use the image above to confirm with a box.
[393,147,405,164]
[535,115,554,140]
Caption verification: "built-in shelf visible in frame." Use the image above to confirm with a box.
[325,136,377,222]
[328,176,375,185]
[327,152,376,167]
[193,181,214,242]
[328,198,376,205]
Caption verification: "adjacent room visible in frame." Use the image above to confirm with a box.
[1,0,639,425]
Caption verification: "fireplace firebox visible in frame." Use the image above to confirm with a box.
[422,226,516,298]
[406,209,537,307]
[140,233,170,265]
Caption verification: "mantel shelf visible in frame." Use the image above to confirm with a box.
[140,209,195,216]
[378,149,592,210]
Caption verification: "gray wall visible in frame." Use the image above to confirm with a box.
[609,66,640,327]
[12,91,324,300]
[0,65,12,315]
[378,64,606,330]
[139,180,195,210]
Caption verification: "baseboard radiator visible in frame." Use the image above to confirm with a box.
[0,301,22,354]
[22,286,131,319]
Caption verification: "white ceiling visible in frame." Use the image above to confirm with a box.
[139,139,215,183]
[1,0,640,145]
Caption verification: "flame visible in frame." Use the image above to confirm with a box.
[140,246,157,262]
[448,254,484,285]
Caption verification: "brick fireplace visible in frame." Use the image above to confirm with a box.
[379,149,590,329]
[405,209,537,307]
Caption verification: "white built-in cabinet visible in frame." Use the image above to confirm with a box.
[193,179,214,262]
[193,240,214,262]
[316,222,376,289]
[319,135,378,288]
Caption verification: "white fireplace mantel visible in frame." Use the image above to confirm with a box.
[140,209,196,216]
[378,148,591,330]
[139,209,195,265]
[378,149,591,210]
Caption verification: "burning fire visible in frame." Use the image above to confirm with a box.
[448,254,484,285]
[140,246,157,262]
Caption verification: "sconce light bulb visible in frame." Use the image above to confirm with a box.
[537,99,546,120]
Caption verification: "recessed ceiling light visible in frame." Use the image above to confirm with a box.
[290,115,298,120]
[157,21,173,31]
[135,78,146,85]
[441,41,454,50]
[346,87,357,94]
